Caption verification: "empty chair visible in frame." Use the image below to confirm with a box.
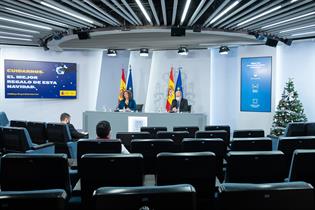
[230,137,272,151]
[225,151,286,183]
[288,149,315,188]
[93,184,196,210]
[0,154,72,197]
[26,121,47,144]
[0,126,4,153]
[0,189,67,210]
[217,182,314,210]
[233,129,265,138]
[205,125,230,143]
[284,122,306,137]
[131,139,176,174]
[195,130,229,147]
[140,127,167,138]
[80,153,144,205]
[305,122,315,136]
[10,120,27,128]
[116,132,151,151]
[2,127,54,154]
[173,126,199,138]
[0,112,9,126]
[156,131,190,144]
[277,136,315,173]
[182,138,226,181]
[136,104,144,112]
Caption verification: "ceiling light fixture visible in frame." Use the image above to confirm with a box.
[237,5,282,26]
[0,25,40,34]
[40,1,94,24]
[0,31,33,38]
[280,24,315,33]
[180,0,192,25]
[178,47,189,55]
[140,48,149,57]
[209,1,240,25]
[135,0,152,24]
[291,0,298,3]
[0,17,52,30]
[219,46,230,55]
[262,11,315,29]
[107,49,117,56]
[0,36,32,41]
[291,31,315,37]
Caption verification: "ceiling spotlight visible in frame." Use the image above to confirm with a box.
[178,47,189,55]
[107,49,117,57]
[140,48,149,56]
[219,46,230,55]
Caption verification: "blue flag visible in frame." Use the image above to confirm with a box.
[126,67,133,95]
[175,69,183,97]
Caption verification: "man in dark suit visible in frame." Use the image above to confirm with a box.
[171,90,189,113]
[60,113,88,140]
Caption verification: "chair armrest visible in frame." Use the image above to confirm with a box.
[27,143,55,154]
[32,142,54,150]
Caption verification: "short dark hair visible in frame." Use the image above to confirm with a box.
[96,120,111,138]
[60,113,70,121]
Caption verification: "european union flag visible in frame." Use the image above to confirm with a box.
[127,67,133,95]
[175,68,183,97]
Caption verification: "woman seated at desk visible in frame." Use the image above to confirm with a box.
[118,90,137,112]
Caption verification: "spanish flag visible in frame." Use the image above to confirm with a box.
[165,67,175,112]
[118,69,126,101]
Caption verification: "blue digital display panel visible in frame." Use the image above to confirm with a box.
[241,57,272,112]
[5,60,77,99]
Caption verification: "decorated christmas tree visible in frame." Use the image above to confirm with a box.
[270,78,307,136]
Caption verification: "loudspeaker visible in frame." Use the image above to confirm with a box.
[265,38,278,47]
[77,31,90,40]
[171,27,186,36]
[193,25,202,32]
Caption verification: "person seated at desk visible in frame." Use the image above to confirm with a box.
[96,120,129,154]
[118,90,137,112]
[170,90,189,113]
[60,113,88,140]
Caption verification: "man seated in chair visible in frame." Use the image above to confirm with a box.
[60,113,88,140]
[96,120,129,154]
[170,90,189,113]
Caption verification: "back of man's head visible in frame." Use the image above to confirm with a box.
[96,120,111,139]
[60,113,70,122]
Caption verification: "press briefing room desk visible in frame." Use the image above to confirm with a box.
[83,111,207,139]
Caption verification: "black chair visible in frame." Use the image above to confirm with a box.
[10,120,27,128]
[182,138,226,181]
[116,132,151,151]
[140,127,167,138]
[2,127,54,154]
[284,122,306,137]
[305,122,315,136]
[205,125,230,143]
[277,136,315,173]
[136,104,144,112]
[93,184,196,210]
[195,130,229,147]
[217,182,314,210]
[233,129,265,138]
[173,126,199,138]
[0,126,4,154]
[288,149,315,188]
[131,139,176,174]
[0,189,67,210]
[80,153,144,206]
[187,105,192,113]
[0,112,9,126]
[230,137,272,151]
[0,154,72,197]
[156,131,190,145]
[156,152,216,209]
[225,151,286,183]
[26,121,47,144]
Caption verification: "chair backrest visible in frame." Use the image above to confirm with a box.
[0,154,71,196]
[140,127,167,138]
[10,120,27,128]
[225,151,286,183]
[131,139,176,174]
[0,189,67,210]
[156,152,216,198]
[187,105,192,113]
[233,129,265,138]
[26,121,47,144]
[93,184,196,210]
[195,130,229,146]
[205,125,231,143]
[116,132,151,150]
[0,112,9,126]
[218,182,314,210]
[46,123,72,143]
[2,127,33,152]
[173,126,199,138]
[305,123,315,136]
[230,137,273,151]
[288,149,315,188]
[80,153,144,205]
[156,131,190,144]
[136,104,144,112]
[284,122,306,137]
